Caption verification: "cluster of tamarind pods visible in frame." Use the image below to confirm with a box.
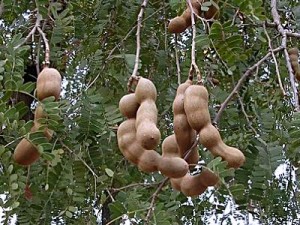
[288,48,300,81]
[117,77,245,196]
[168,0,219,34]
[13,67,62,166]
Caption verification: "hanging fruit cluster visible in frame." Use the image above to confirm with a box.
[168,0,219,33]
[288,47,300,81]
[13,67,62,166]
[117,77,245,197]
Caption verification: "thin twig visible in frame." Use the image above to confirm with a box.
[144,178,169,224]
[263,22,286,96]
[213,46,284,124]
[109,182,160,192]
[37,26,50,66]
[59,140,98,178]
[14,14,41,50]
[174,34,181,85]
[127,0,149,91]
[237,95,258,136]
[85,6,165,91]
[144,136,199,223]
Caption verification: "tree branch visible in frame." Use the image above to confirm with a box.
[263,22,285,96]
[271,0,299,111]
[213,46,284,124]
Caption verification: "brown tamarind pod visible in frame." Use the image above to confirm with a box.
[184,85,211,132]
[203,0,219,20]
[135,101,161,150]
[159,134,189,178]
[171,168,218,197]
[117,119,143,164]
[135,77,157,103]
[119,93,140,118]
[36,67,62,101]
[289,54,298,62]
[137,150,160,172]
[173,80,199,164]
[168,0,202,34]
[168,16,189,34]
[296,71,300,81]
[288,48,299,56]
[199,124,245,168]
[13,138,40,166]
[32,104,53,140]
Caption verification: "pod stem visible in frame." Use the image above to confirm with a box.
[186,0,202,84]
[128,0,149,92]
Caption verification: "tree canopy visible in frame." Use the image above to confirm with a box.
[0,0,300,224]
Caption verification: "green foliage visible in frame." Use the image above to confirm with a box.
[0,0,300,224]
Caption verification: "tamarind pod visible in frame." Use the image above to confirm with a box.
[36,67,62,101]
[295,71,300,81]
[137,150,160,172]
[135,77,157,103]
[159,134,189,178]
[173,80,199,164]
[173,80,193,115]
[203,0,219,20]
[32,104,53,140]
[288,48,299,56]
[171,168,218,197]
[171,174,207,197]
[135,100,161,150]
[13,138,40,166]
[168,16,189,34]
[180,175,209,197]
[289,54,298,62]
[136,101,157,126]
[117,119,143,164]
[184,85,211,132]
[159,157,189,178]
[119,93,140,118]
[199,124,245,168]
[199,168,219,186]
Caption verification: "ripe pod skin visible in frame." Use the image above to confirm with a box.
[168,0,202,34]
[117,119,143,164]
[117,119,161,173]
[135,77,157,103]
[288,48,299,56]
[168,16,189,34]
[137,150,160,172]
[203,0,219,20]
[199,124,245,168]
[184,85,211,132]
[135,78,161,150]
[13,138,40,166]
[159,134,189,178]
[171,168,218,197]
[173,80,199,164]
[119,93,140,118]
[36,67,62,101]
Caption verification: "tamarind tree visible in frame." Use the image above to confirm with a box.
[0,0,300,224]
